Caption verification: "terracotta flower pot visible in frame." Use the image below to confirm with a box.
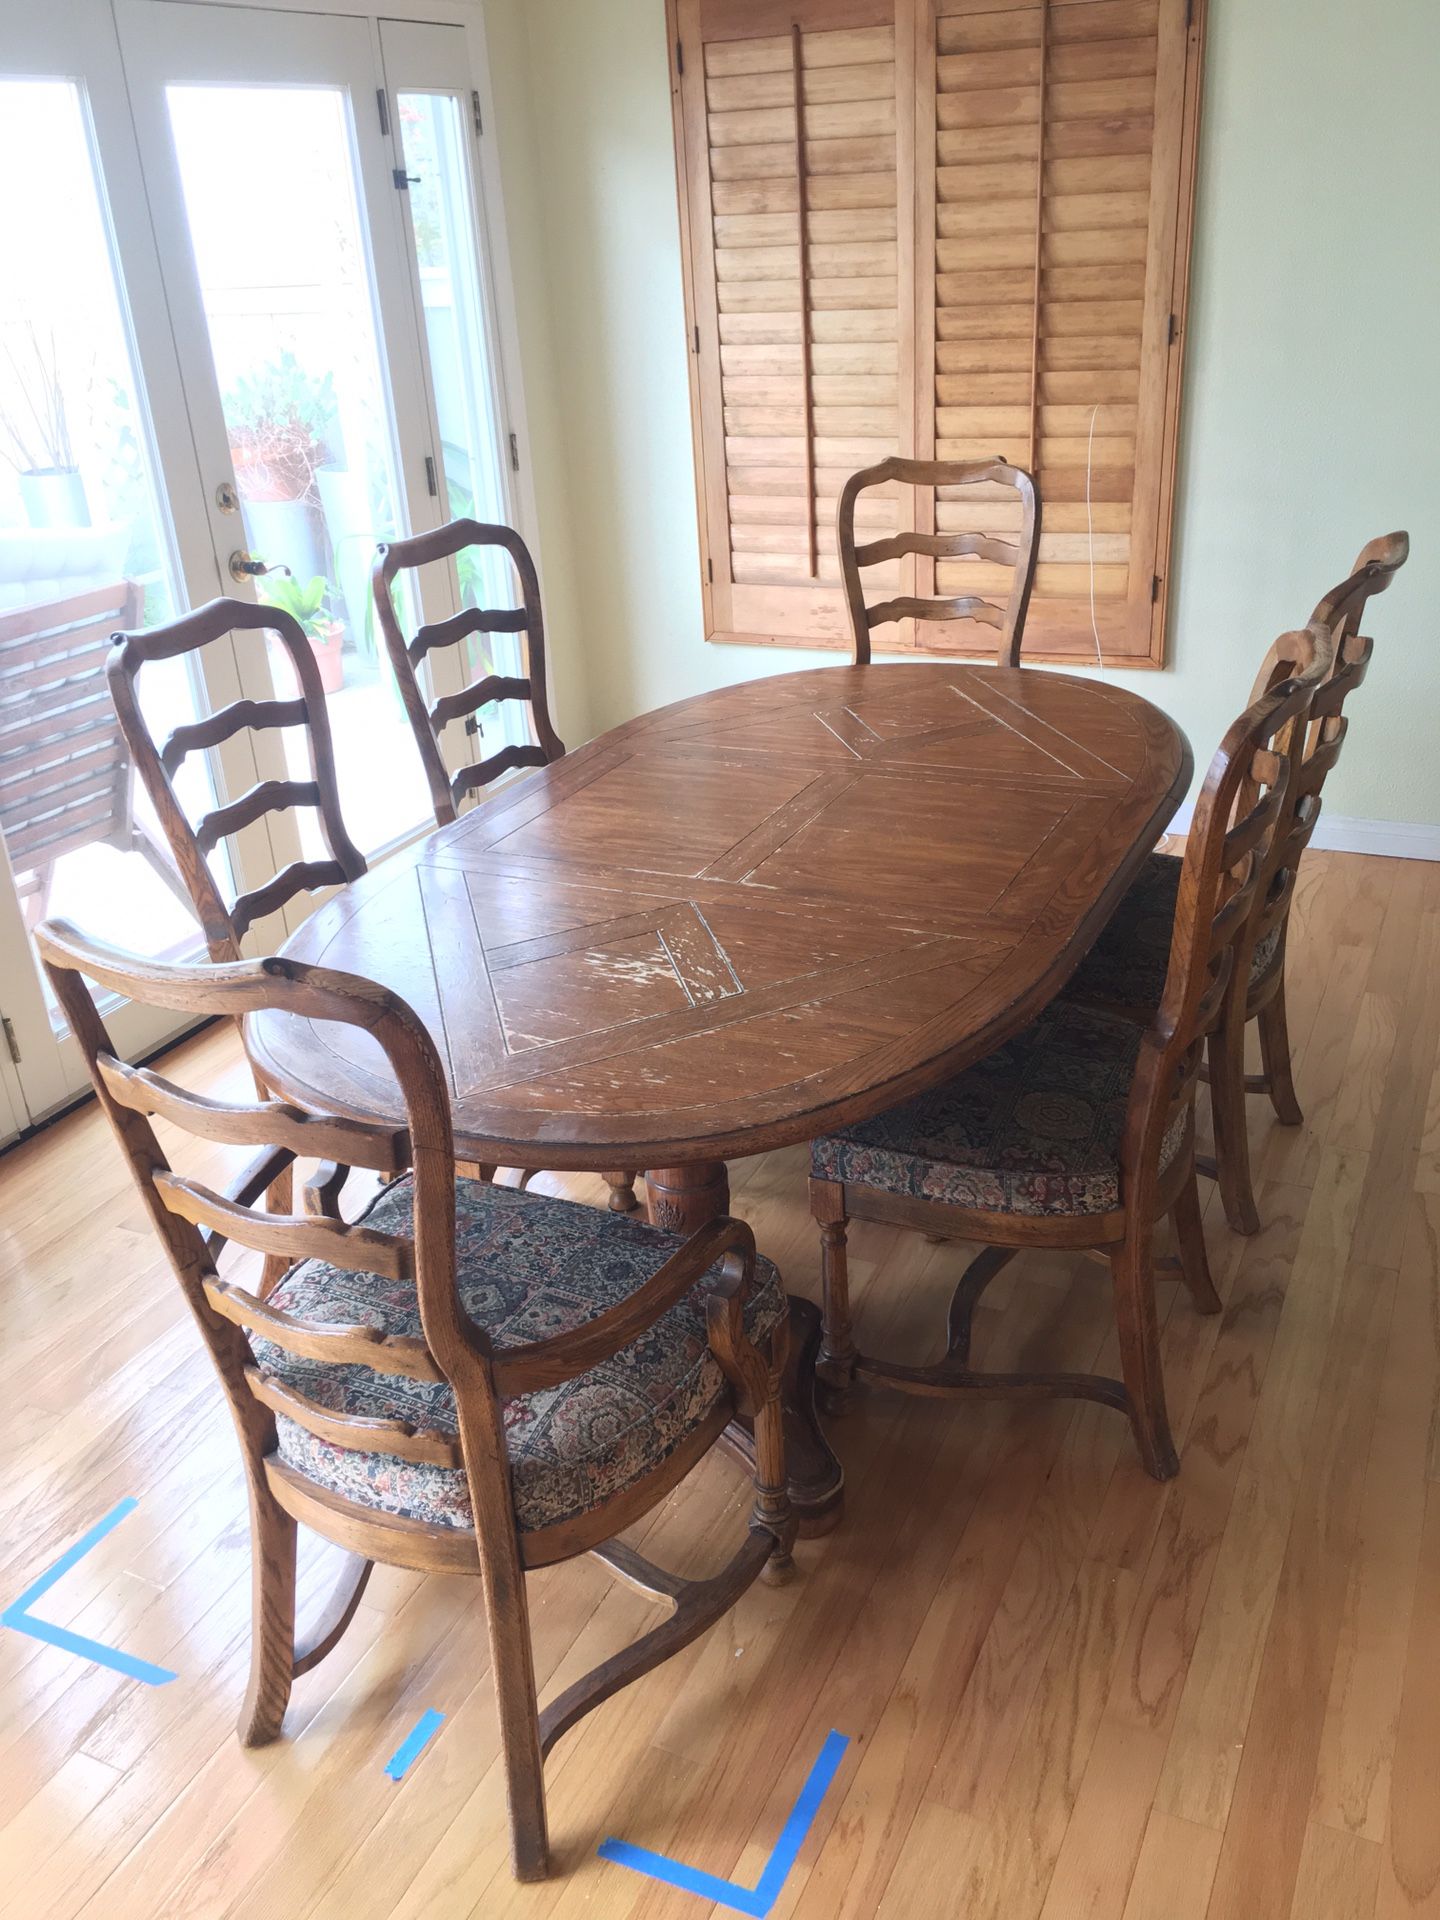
[309,619,346,694]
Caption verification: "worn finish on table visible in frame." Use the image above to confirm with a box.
[249,663,1189,1527]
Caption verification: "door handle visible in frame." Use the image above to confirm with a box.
[229,551,291,584]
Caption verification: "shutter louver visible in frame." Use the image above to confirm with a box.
[671,0,1201,664]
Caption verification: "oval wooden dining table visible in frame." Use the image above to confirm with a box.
[248,662,1191,1530]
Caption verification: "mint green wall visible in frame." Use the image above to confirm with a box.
[487,0,1439,826]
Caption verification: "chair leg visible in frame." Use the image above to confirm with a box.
[603,1172,640,1213]
[239,1482,298,1746]
[1207,1005,1261,1237]
[811,1180,858,1408]
[479,1554,549,1881]
[752,1321,797,1586]
[1107,1229,1179,1481]
[1257,975,1303,1126]
[1170,1163,1222,1315]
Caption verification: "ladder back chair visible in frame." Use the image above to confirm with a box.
[837,456,1040,667]
[809,637,1330,1481]
[373,519,638,1218]
[371,518,564,830]
[1063,532,1409,1235]
[0,581,192,927]
[106,596,367,965]
[37,922,796,1884]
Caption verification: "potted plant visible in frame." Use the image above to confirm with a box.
[258,572,346,695]
[223,352,336,583]
[0,320,90,528]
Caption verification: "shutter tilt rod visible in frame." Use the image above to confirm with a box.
[790,21,818,580]
[1027,0,1050,476]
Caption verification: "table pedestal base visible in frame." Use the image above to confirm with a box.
[645,1161,844,1534]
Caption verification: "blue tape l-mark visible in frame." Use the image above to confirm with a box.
[385,1708,445,1779]
[598,1728,849,1916]
[1,1497,177,1685]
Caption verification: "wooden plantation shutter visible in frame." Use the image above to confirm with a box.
[674,0,911,650]
[669,0,1204,665]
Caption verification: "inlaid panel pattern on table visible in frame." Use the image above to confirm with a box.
[252,665,1188,1162]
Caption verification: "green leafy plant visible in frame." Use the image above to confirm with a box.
[258,571,340,641]
[224,352,336,504]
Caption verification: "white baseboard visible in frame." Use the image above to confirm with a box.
[1163,806,1440,861]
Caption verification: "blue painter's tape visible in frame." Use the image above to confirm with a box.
[598,1728,849,1916]
[1,1498,178,1686]
[385,1708,445,1780]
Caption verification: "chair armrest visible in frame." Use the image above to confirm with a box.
[488,1215,758,1397]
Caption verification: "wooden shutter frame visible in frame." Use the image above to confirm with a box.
[667,0,1207,668]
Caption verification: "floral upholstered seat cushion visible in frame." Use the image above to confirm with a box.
[811,1000,1185,1216]
[1062,851,1282,1012]
[250,1179,786,1535]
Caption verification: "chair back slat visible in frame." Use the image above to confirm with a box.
[161,698,307,776]
[863,594,1006,631]
[373,519,565,828]
[230,859,355,944]
[432,675,534,731]
[204,1277,443,1380]
[107,597,366,961]
[837,456,1040,666]
[96,1051,409,1169]
[194,778,322,854]
[244,1369,464,1468]
[409,606,528,666]
[154,1170,414,1279]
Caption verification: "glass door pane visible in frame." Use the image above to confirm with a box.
[381,19,534,770]
[0,71,230,1109]
[161,82,432,858]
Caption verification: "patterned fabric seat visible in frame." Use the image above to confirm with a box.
[252,1179,786,1534]
[1063,851,1282,1011]
[811,1000,1185,1216]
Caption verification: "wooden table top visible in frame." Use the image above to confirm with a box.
[249,664,1191,1168]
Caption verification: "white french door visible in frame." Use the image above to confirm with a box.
[0,0,519,1141]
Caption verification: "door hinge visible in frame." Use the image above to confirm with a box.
[376,88,390,137]
[1186,0,1195,29]
[693,323,700,353]
[508,431,520,473]
[676,37,684,74]
[424,454,438,497]
[2,1015,19,1065]
[465,715,481,738]
[471,89,483,136]
[1168,311,1180,346]
[1152,574,1163,604]
[707,557,714,583]
[393,168,419,191]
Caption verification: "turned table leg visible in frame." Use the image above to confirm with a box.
[646,1160,845,1536]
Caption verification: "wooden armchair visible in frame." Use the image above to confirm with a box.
[1063,532,1410,1234]
[0,582,192,926]
[106,596,367,964]
[809,633,1330,1480]
[37,921,795,1884]
[836,456,1040,666]
[371,519,564,830]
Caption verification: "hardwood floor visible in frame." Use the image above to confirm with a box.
[1,846,1437,1920]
